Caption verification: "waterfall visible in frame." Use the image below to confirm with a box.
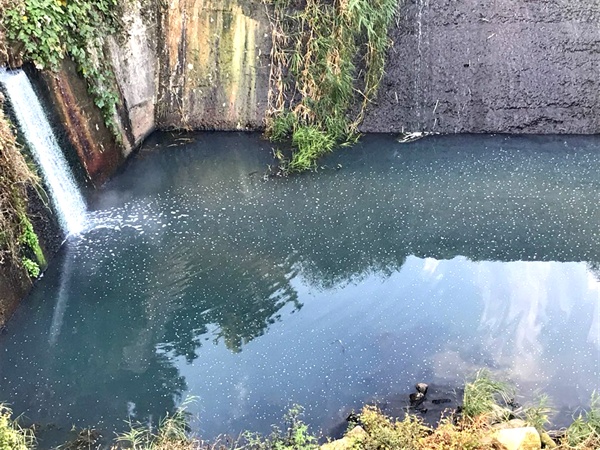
[0,68,86,235]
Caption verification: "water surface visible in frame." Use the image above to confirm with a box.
[1,133,599,447]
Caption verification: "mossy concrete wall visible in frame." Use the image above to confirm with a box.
[36,59,127,188]
[0,188,63,327]
[31,0,270,186]
[34,0,600,184]
[156,0,271,130]
[13,0,600,186]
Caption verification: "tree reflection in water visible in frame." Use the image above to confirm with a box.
[1,133,600,447]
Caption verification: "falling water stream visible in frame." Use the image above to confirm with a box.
[0,68,86,235]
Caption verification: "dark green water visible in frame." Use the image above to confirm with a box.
[1,133,599,447]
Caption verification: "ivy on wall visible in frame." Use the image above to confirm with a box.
[2,0,124,138]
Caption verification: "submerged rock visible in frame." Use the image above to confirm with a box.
[409,391,425,407]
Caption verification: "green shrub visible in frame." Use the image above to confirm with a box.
[21,257,40,278]
[244,405,318,450]
[19,213,46,269]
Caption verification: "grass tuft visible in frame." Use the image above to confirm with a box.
[523,394,553,432]
[461,369,514,421]
[116,398,196,450]
[289,126,336,172]
[562,392,600,449]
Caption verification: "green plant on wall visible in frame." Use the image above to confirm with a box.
[19,213,46,267]
[264,0,398,173]
[21,257,40,278]
[0,107,43,280]
[3,0,123,138]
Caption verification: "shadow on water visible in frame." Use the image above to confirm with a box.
[1,132,599,447]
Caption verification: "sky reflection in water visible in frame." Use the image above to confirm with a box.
[0,133,599,447]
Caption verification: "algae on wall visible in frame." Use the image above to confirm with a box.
[157,0,272,130]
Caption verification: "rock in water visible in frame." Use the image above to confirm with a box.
[415,383,428,394]
[409,392,425,406]
[346,412,360,424]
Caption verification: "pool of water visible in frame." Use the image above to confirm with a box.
[1,132,599,447]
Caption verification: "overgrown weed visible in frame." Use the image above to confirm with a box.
[0,106,41,279]
[264,0,398,172]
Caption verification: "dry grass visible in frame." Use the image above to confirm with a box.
[419,416,505,450]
